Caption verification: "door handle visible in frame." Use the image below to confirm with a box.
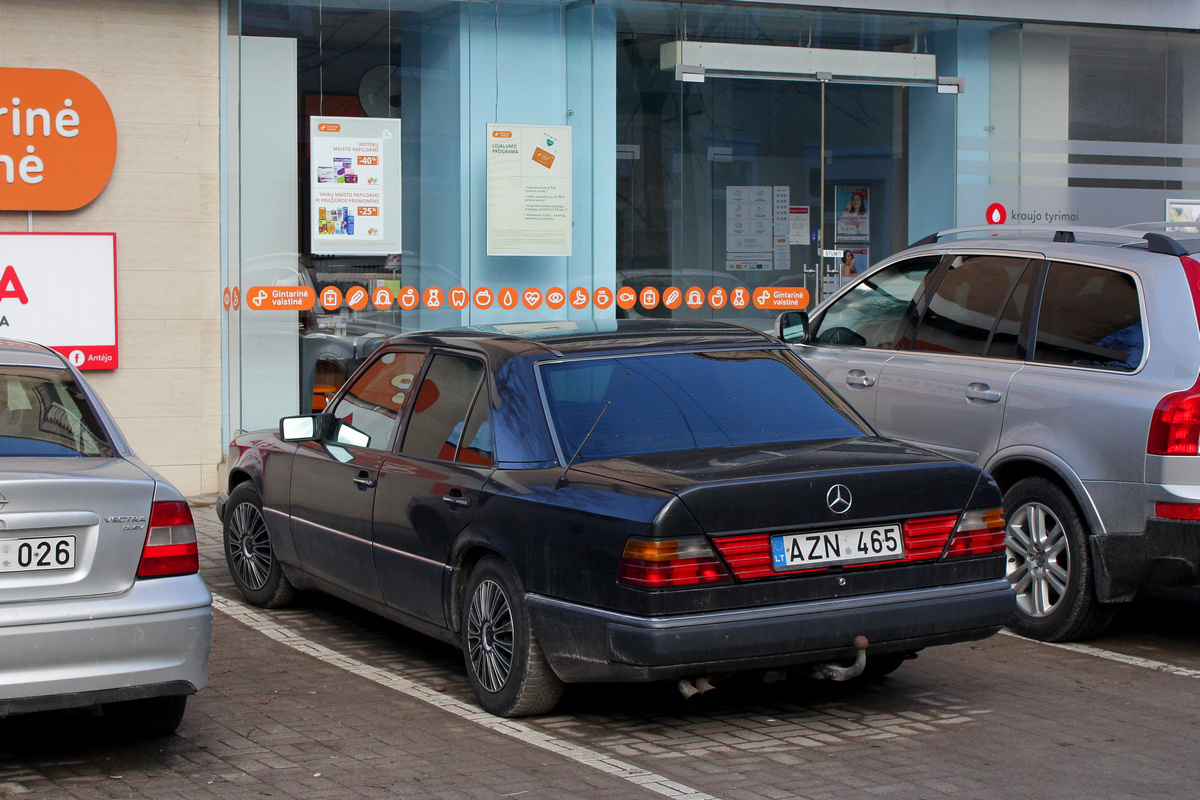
[846,369,876,388]
[353,471,377,489]
[965,383,1002,403]
[442,492,471,509]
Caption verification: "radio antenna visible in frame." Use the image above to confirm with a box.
[555,371,631,490]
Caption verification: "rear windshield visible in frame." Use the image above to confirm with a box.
[0,367,115,457]
[539,349,865,462]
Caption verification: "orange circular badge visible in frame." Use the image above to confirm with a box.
[662,286,683,310]
[473,286,494,310]
[522,287,543,310]
[345,285,369,311]
[397,286,419,310]
[569,287,590,310]
[729,286,750,309]
[423,286,444,309]
[593,287,614,309]
[371,286,395,310]
[223,287,231,311]
[616,286,637,310]
[545,286,566,310]
[498,287,519,310]
[685,286,706,309]
[708,286,727,309]
[448,286,469,310]
[319,286,342,310]
[639,286,660,310]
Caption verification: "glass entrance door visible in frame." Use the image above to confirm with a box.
[614,3,951,329]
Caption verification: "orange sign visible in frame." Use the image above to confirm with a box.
[498,287,519,310]
[473,286,494,309]
[593,287,613,309]
[662,286,682,310]
[545,286,566,310]
[0,68,117,210]
[397,285,419,310]
[245,286,316,311]
[753,286,810,310]
[616,286,637,310]
[372,286,394,309]
[319,286,342,310]
[685,287,705,309]
[423,286,444,309]
[448,286,469,310]
[522,287,543,310]
[345,285,369,310]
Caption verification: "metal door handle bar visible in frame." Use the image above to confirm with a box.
[965,383,1002,403]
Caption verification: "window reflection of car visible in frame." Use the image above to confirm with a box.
[219,319,1013,718]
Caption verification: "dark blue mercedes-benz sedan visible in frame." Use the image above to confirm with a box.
[218,319,1014,717]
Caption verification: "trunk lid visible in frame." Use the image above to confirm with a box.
[0,457,157,603]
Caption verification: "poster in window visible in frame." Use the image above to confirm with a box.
[310,116,401,256]
[1166,199,1200,232]
[835,185,870,242]
[487,124,572,257]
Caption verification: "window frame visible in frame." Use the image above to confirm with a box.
[1026,258,1148,373]
[326,347,430,452]
[394,349,494,466]
[810,254,946,351]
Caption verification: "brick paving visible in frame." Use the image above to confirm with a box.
[2,497,1199,799]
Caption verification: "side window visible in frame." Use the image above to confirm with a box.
[1033,262,1143,371]
[455,384,493,466]
[987,262,1038,360]
[912,255,1031,357]
[812,256,941,348]
[330,351,426,449]
[400,355,487,462]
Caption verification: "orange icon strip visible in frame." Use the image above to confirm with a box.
[241,285,810,313]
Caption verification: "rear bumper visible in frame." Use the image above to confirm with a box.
[0,574,212,716]
[528,578,1015,682]
[1093,518,1200,587]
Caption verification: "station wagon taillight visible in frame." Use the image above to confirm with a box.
[945,509,1006,557]
[1150,256,1200,455]
[137,501,199,578]
[619,536,731,588]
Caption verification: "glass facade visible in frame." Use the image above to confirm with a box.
[221,0,1200,437]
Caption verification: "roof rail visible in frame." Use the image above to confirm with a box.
[910,224,1190,255]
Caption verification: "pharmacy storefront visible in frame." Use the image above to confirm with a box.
[209,0,1195,464]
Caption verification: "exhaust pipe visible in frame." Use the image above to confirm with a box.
[808,635,870,681]
[677,675,718,699]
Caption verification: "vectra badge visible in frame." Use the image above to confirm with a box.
[826,484,852,514]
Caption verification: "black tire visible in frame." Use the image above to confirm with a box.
[224,482,296,608]
[103,695,188,738]
[461,555,563,717]
[1003,477,1114,641]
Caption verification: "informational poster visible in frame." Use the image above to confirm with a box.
[789,206,810,244]
[726,185,790,270]
[822,246,869,298]
[0,233,117,369]
[1167,199,1200,229]
[310,116,401,256]
[486,123,572,256]
[835,185,870,241]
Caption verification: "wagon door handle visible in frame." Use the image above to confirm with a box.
[965,382,1002,403]
[443,490,471,509]
[353,471,377,489]
[846,369,875,388]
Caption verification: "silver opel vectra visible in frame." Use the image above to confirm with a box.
[0,340,211,736]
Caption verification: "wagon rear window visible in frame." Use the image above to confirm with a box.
[0,367,114,457]
[540,350,865,461]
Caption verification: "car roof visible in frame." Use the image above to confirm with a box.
[0,339,68,368]
[381,319,781,360]
[902,225,1200,271]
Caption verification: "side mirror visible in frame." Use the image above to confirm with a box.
[280,414,329,442]
[774,311,810,343]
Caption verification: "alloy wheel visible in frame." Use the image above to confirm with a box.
[1005,501,1070,618]
[466,579,515,692]
[227,501,273,591]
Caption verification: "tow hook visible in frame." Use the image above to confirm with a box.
[808,635,870,681]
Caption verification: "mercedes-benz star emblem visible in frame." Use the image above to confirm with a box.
[826,484,852,514]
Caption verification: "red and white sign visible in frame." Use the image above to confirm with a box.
[0,233,117,369]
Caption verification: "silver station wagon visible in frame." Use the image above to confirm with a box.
[779,225,1200,642]
[0,340,212,736]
